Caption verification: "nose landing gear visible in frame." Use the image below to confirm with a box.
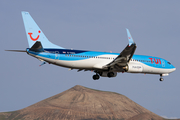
[159,74,164,81]
[159,77,164,81]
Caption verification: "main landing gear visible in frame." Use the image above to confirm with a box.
[93,74,100,80]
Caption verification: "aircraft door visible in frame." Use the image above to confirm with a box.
[55,51,60,60]
[162,60,165,67]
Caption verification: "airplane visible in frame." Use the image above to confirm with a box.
[7,11,176,81]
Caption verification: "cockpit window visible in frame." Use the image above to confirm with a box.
[167,62,171,65]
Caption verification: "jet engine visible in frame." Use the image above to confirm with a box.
[99,71,117,78]
[123,64,143,73]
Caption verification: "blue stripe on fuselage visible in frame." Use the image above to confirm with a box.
[27,48,118,61]
[45,49,118,61]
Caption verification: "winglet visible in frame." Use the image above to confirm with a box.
[126,28,135,46]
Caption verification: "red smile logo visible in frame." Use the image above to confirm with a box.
[28,30,41,41]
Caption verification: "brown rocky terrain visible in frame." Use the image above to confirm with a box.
[0,85,178,120]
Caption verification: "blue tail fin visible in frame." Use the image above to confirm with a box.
[21,11,64,49]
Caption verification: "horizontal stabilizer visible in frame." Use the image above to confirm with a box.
[5,50,26,52]
[29,41,44,52]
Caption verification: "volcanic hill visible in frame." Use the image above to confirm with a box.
[0,85,175,120]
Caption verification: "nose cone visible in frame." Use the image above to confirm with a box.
[171,65,176,72]
[172,67,176,72]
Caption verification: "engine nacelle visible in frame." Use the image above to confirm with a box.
[99,72,117,77]
[125,64,143,73]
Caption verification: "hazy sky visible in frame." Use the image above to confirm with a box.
[1,0,179,119]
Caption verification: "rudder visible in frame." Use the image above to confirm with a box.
[21,11,64,49]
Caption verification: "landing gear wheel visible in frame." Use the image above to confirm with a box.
[93,74,100,80]
[159,78,164,81]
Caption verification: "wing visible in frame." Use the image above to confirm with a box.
[103,29,137,69]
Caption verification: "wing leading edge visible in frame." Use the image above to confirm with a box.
[103,29,136,68]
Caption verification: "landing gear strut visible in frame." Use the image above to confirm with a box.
[93,74,100,80]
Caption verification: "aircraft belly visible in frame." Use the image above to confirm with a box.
[57,59,111,69]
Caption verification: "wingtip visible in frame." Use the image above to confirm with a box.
[125,28,130,32]
[21,11,29,15]
[21,11,28,13]
[126,29,135,46]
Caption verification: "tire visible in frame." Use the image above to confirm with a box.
[93,74,100,80]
